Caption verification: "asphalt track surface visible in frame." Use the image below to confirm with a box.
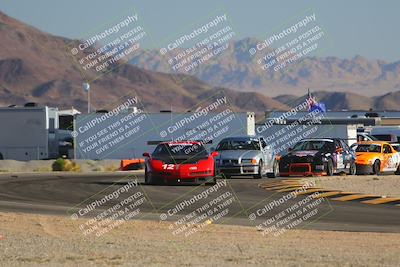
[0,172,399,233]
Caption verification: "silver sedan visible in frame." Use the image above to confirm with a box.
[214,136,277,179]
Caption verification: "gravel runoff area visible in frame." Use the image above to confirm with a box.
[0,160,121,172]
[0,212,399,267]
[310,174,400,198]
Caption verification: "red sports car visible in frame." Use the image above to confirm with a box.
[143,141,218,185]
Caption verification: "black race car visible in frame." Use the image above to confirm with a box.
[278,138,356,176]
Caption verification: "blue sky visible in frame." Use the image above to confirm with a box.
[1,0,399,62]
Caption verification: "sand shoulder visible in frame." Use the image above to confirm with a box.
[0,212,399,266]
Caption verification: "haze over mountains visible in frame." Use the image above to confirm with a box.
[0,10,399,113]
[274,91,400,111]
[130,38,400,98]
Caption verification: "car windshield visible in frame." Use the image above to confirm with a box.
[392,145,400,151]
[292,140,334,152]
[355,144,381,153]
[152,143,208,157]
[216,139,260,151]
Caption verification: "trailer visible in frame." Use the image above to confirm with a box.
[370,126,400,143]
[0,105,60,160]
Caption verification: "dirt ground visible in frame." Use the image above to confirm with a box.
[0,212,399,267]
[311,174,400,198]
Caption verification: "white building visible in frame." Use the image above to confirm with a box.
[74,110,255,159]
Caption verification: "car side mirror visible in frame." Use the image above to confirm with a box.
[142,152,150,157]
[211,151,219,157]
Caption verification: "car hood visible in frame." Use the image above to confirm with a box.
[153,155,209,164]
[216,150,260,160]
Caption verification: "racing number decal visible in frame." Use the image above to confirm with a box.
[162,164,175,170]
[386,154,398,169]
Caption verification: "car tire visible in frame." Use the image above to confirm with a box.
[326,159,334,176]
[372,160,380,175]
[254,161,263,179]
[144,167,150,184]
[145,167,155,185]
[267,160,279,178]
[209,176,217,185]
[395,165,400,175]
[208,164,217,185]
[349,162,356,175]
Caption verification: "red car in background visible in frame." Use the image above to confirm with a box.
[143,141,218,185]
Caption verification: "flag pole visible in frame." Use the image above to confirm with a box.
[82,82,90,113]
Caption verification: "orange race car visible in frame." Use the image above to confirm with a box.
[354,141,400,175]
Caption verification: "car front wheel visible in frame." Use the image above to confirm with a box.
[254,161,263,179]
[267,160,279,178]
[395,164,400,175]
[349,162,356,175]
[209,176,217,185]
[144,167,149,184]
[326,159,334,176]
[372,160,380,175]
[145,167,155,185]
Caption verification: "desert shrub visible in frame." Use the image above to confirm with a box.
[52,158,65,171]
[63,160,81,172]
[52,158,81,172]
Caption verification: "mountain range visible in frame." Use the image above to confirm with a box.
[129,38,400,98]
[0,11,291,114]
[0,10,399,113]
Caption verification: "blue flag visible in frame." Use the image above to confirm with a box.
[307,89,326,113]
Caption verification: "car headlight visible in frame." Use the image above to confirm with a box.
[241,158,257,164]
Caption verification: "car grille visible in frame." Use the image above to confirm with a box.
[190,170,212,176]
[290,164,311,173]
[292,156,314,163]
[222,159,238,165]
[221,168,238,174]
